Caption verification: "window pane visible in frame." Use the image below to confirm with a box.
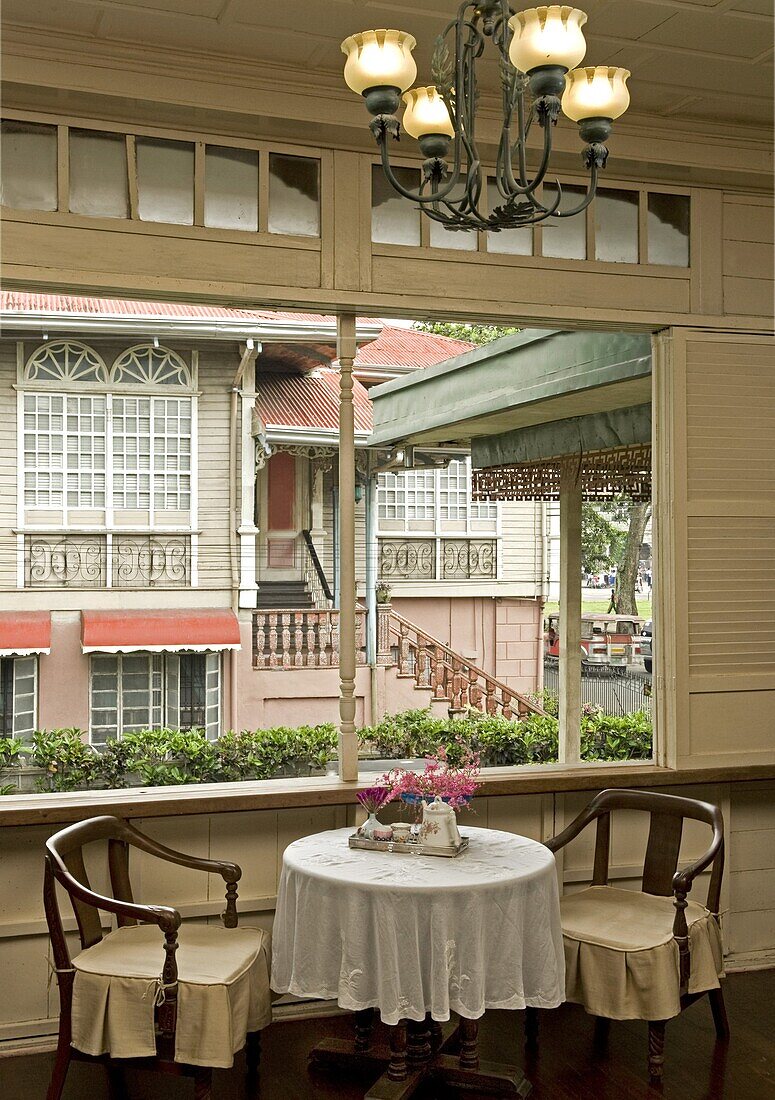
[179,653,207,728]
[429,183,477,251]
[69,130,129,218]
[486,181,532,256]
[136,137,194,225]
[205,145,258,231]
[1,120,57,211]
[0,659,13,737]
[372,165,421,245]
[541,183,587,259]
[268,153,319,236]
[595,187,638,264]
[648,193,690,266]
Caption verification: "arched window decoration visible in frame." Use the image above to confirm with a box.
[24,341,108,384]
[111,344,191,387]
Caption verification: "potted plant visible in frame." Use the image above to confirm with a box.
[375,581,392,605]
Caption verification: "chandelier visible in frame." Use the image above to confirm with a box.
[341,4,630,233]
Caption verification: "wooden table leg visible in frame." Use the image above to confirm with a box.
[459,1016,480,1071]
[388,1023,408,1081]
[355,1008,376,1053]
[407,1019,432,1067]
[427,1015,444,1055]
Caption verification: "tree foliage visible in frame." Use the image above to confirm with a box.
[581,504,626,573]
[413,321,521,345]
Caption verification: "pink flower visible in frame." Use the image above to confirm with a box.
[380,750,481,814]
[356,785,394,815]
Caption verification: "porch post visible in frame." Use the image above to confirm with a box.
[337,313,358,781]
[558,461,582,763]
[239,347,259,608]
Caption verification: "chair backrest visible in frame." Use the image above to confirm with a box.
[44,816,153,968]
[581,790,724,913]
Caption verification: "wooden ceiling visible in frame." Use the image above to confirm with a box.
[2,0,772,132]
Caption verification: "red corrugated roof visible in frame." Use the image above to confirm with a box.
[258,370,373,434]
[0,291,355,327]
[355,326,474,368]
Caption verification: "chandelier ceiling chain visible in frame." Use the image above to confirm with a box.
[341,4,631,233]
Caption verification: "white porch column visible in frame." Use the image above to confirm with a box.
[337,313,358,781]
[559,462,582,763]
[239,348,259,608]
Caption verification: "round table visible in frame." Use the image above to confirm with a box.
[271,825,565,1098]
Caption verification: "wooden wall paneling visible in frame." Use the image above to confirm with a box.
[689,189,724,316]
[130,815,212,907]
[125,135,138,220]
[332,149,366,293]
[208,809,280,905]
[482,793,545,840]
[319,148,335,290]
[56,124,69,214]
[722,194,774,321]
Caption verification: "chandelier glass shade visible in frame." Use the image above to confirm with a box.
[341,3,631,233]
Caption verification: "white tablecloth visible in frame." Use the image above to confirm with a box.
[271,826,565,1025]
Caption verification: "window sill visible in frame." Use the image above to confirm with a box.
[2,762,775,827]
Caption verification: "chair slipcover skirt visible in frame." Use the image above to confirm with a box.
[560,886,723,1021]
[70,923,272,1068]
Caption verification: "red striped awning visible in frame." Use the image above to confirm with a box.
[0,611,51,656]
[81,610,241,654]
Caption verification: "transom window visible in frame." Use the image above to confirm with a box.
[90,651,220,743]
[25,340,108,384]
[112,344,191,386]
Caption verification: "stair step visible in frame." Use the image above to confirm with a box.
[257,581,314,610]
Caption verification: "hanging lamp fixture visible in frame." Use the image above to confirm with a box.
[341,4,630,232]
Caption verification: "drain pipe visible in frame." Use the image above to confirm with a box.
[365,460,380,722]
[535,501,549,691]
[229,339,258,732]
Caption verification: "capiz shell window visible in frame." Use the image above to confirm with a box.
[0,120,57,211]
[136,137,195,225]
[90,652,221,743]
[268,153,320,237]
[0,657,37,738]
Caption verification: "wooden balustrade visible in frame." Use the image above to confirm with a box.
[253,609,367,669]
[386,609,546,720]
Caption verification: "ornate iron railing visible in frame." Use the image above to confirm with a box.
[378,538,497,581]
[253,608,367,669]
[24,534,191,588]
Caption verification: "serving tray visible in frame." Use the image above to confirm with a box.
[348,833,469,858]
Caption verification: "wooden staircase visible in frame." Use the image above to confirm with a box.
[252,603,545,719]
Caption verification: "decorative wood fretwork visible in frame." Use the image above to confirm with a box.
[472,444,652,502]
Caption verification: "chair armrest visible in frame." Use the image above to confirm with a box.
[123,822,241,884]
[543,804,598,853]
[50,859,182,934]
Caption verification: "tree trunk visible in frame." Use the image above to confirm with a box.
[615,502,651,615]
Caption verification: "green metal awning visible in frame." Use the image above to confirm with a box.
[369,329,652,449]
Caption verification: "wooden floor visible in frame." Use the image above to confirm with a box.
[2,971,775,1100]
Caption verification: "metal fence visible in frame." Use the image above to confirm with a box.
[543,660,652,717]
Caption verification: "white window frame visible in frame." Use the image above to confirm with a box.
[17,341,199,588]
[0,655,38,739]
[89,650,221,743]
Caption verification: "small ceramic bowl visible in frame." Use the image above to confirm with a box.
[373,826,393,842]
[392,824,412,842]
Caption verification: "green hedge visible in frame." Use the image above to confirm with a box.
[2,705,652,792]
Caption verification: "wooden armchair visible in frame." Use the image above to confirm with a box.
[537,788,728,1081]
[44,815,272,1100]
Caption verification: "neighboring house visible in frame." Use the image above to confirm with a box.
[0,293,547,740]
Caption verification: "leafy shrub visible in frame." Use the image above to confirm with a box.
[21,706,651,793]
[0,737,25,769]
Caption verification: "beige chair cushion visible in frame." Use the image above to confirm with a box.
[560,886,723,1021]
[71,923,272,1068]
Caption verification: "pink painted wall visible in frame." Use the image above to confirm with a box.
[390,595,542,694]
[38,612,89,730]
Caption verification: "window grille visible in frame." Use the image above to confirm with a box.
[24,341,108,384]
[111,344,191,387]
[23,393,65,508]
[378,458,497,528]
